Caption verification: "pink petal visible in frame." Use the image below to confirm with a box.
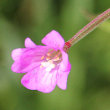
[56,51,71,90]
[25,37,37,48]
[59,51,71,72]
[11,47,49,73]
[21,68,57,93]
[57,63,71,90]
[42,30,65,49]
[57,71,69,90]
[11,48,24,61]
[11,61,41,73]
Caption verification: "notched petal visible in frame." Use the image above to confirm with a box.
[42,30,65,49]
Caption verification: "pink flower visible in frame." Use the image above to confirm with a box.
[11,30,71,93]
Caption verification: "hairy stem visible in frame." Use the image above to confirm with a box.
[63,8,110,52]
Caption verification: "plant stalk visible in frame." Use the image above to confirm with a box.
[63,8,110,52]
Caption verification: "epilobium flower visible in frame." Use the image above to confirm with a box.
[11,9,110,93]
[11,30,71,93]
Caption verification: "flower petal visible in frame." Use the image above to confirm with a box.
[57,71,69,90]
[21,68,57,93]
[59,51,71,72]
[25,37,37,48]
[11,47,50,73]
[42,30,65,49]
[57,62,71,90]
[11,61,41,73]
[11,48,24,61]
[57,51,71,90]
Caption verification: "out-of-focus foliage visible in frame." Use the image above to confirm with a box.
[0,0,110,110]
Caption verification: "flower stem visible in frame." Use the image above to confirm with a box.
[63,8,110,52]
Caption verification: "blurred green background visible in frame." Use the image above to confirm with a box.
[0,0,110,110]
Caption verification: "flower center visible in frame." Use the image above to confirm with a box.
[40,49,62,72]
